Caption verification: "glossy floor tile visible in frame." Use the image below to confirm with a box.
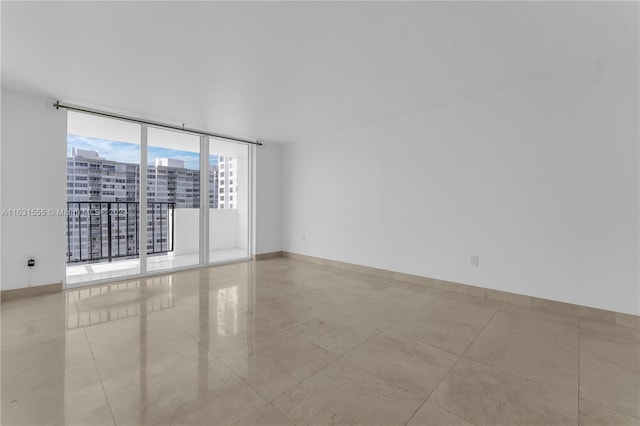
[233,403,294,426]
[2,258,639,425]
[485,310,579,353]
[407,402,473,426]
[388,308,488,355]
[464,327,579,395]
[272,359,422,425]
[428,358,578,425]
[579,399,640,426]
[287,310,387,355]
[344,332,458,399]
[221,331,337,401]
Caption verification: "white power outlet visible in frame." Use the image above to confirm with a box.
[301,234,306,242]
[470,255,479,267]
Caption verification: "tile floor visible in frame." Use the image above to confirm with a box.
[1,258,639,425]
[66,248,249,285]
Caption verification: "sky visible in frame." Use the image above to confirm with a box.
[67,134,219,170]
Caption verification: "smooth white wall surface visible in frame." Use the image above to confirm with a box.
[1,89,67,290]
[173,209,243,256]
[172,209,199,256]
[282,60,639,315]
[209,209,243,251]
[256,143,282,254]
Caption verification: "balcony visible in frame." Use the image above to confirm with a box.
[66,201,175,264]
[65,204,248,285]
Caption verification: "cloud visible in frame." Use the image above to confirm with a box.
[68,135,223,170]
[67,135,140,164]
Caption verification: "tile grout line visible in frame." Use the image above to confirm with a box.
[329,289,446,359]
[209,292,343,423]
[404,306,500,426]
[384,298,501,361]
[578,319,582,424]
[76,303,119,426]
[402,355,461,426]
[282,292,429,360]
[264,297,424,410]
[81,307,215,425]
[262,296,428,424]
[213,341,310,426]
[266,400,297,426]
[430,307,501,425]
[159,308,219,361]
[80,324,117,426]
[576,316,638,420]
[314,292,495,424]
[456,308,582,401]
[576,397,640,422]
[250,306,416,419]
[305,293,484,426]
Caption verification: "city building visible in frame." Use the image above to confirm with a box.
[66,148,235,263]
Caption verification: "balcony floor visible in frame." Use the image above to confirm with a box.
[65,248,248,286]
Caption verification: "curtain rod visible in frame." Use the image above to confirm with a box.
[53,100,262,146]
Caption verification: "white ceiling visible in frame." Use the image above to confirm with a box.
[2,1,637,144]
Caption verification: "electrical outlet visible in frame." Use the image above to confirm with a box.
[301,234,306,242]
[470,255,479,267]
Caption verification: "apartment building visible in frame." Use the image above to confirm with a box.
[66,148,235,263]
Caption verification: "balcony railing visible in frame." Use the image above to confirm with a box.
[66,202,174,264]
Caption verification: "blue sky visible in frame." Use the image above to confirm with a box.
[67,134,218,170]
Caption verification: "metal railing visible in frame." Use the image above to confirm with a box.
[66,202,174,264]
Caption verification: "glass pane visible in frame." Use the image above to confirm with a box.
[65,111,141,285]
[209,138,249,262]
[146,127,201,272]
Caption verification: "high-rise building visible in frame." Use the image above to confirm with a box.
[217,156,238,209]
[66,149,229,263]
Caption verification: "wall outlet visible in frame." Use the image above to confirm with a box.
[301,234,306,242]
[470,255,479,267]
[27,258,36,268]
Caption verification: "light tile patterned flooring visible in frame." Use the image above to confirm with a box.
[1,258,638,425]
[66,248,249,285]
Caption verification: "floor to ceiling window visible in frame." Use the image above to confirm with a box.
[66,112,142,284]
[146,127,202,273]
[65,111,252,286]
[209,137,250,263]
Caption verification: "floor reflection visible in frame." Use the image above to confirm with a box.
[199,272,210,397]
[1,261,260,425]
[0,258,547,426]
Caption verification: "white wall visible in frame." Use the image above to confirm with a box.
[172,209,200,256]
[255,142,283,254]
[282,60,639,315]
[210,210,243,251]
[1,89,67,290]
[173,209,244,256]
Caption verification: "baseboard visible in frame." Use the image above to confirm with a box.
[254,251,284,261]
[282,251,639,330]
[1,282,63,301]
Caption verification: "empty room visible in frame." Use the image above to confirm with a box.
[1,1,638,425]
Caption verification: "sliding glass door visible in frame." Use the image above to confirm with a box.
[146,127,201,272]
[65,112,252,286]
[66,112,142,284]
[208,138,250,263]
